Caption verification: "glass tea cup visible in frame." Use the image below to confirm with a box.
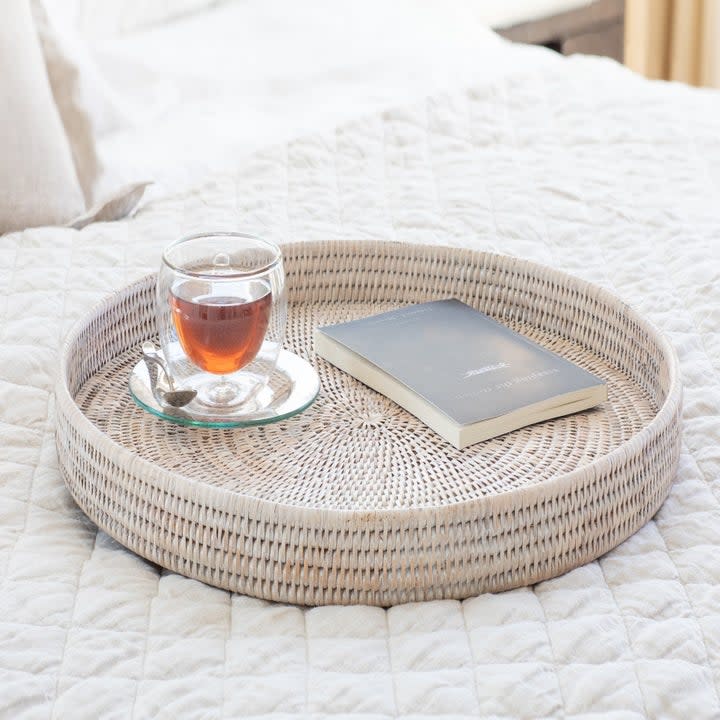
[157,232,287,412]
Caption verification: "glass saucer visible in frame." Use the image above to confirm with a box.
[129,349,319,428]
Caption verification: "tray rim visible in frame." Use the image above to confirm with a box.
[54,240,683,603]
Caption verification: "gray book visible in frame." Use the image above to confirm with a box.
[315,299,607,449]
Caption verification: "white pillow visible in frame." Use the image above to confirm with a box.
[45,0,224,38]
[0,0,85,234]
[0,0,148,235]
[31,0,101,206]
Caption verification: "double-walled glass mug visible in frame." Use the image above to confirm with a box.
[157,232,287,413]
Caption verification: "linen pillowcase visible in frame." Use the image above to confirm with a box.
[31,0,151,227]
[30,0,136,187]
[0,0,86,234]
[56,0,224,38]
[1,0,148,235]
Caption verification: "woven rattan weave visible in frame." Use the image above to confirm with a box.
[56,241,682,606]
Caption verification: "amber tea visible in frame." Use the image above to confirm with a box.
[171,279,272,374]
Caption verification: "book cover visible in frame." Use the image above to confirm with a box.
[315,299,607,448]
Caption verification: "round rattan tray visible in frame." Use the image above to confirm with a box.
[56,240,682,606]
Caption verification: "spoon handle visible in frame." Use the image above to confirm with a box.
[141,341,175,391]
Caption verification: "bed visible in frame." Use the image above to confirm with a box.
[3,2,720,718]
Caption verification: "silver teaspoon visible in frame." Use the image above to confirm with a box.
[141,341,197,408]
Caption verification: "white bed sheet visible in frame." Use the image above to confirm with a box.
[50,0,595,39]
[90,0,511,199]
[2,12,720,720]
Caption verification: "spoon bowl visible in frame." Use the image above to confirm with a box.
[141,341,197,408]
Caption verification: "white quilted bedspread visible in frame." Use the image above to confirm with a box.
[3,42,720,719]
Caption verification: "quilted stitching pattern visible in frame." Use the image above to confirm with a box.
[2,45,720,718]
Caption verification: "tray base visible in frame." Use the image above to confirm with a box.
[78,300,656,510]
